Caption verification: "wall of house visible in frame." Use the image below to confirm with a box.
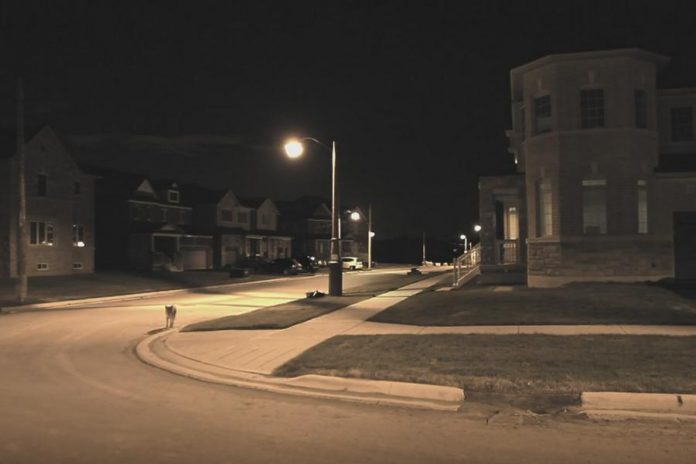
[513,52,676,286]
[19,129,95,277]
[478,175,526,267]
[657,89,696,155]
[255,201,278,231]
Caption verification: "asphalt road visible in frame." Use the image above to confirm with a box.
[1,268,695,464]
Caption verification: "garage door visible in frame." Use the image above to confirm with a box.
[182,249,208,270]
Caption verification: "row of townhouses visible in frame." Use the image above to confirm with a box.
[478,48,696,286]
[0,126,368,278]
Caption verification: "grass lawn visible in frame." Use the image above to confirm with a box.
[370,283,696,326]
[183,295,365,331]
[182,272,436,331]
[275,334,696,405]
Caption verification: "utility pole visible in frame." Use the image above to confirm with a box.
[367,203,372,270]
[421,232,426,266]
[16,78,28,302]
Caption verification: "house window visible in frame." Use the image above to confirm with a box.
[534,95,552,134]
[37,174,47,196]
[73,262,84,270]
[505,206,519,240]
[536,179,553,237]
[581,89,605,128]
[237,212,249,223]
[582,179,607,234]
[30,221,54,245]
[168,190,180,204]
[36,263,49,271]
[74,181,81,195]
[637,180,648,234]
[635,90,647,129]
[221,209,234,222]
[671,107,694,141]
[73,224,85,247]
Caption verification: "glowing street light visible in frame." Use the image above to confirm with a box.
[350,211,360,221]
[284,139,304,159]
[473,224,482,233]
[284,137,343,296]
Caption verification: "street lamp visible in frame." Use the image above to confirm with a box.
[459,234,468,252]
[473,224,482,233]
[284,137,343,296]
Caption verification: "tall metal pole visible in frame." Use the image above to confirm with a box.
[422,232,426,266]
[367,203,372,270]
[328,140,342,295]
[16,78,28,302]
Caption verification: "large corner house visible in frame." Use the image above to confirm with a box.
[0,126,95,278]
[479,48,696,287]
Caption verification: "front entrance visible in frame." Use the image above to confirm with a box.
[674,212,696,280]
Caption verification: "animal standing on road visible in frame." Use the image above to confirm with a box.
[164,304,177,329]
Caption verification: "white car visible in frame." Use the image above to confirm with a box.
[341,257,364,271]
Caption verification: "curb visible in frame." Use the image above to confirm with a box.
[1,274,318,313]
[136,330,464,412]
[581,392,696,421]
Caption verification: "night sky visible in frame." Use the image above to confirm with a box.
[2,0,696,239]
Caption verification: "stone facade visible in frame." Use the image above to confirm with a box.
[481,49,696,287]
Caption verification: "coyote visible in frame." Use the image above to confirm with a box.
[165,304,177,328]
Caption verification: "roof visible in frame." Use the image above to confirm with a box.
[239,196,268,209]
[276,196,332,219]
[655,154,696,173]
[178,184,229,205]
[511,48,670,76]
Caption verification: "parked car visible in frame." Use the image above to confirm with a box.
[237,256,269,273]
[293,255,319,273]
[264,258,304,275]
[341,257,364,271]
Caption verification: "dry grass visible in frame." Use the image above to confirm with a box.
[275,334,696,396]
[370,283,696,326]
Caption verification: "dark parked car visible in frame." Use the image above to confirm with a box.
[264,258,304,275]
[237,256,269,273]
[293,255,319,273]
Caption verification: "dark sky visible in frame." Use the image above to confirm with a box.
[2,0,696,239]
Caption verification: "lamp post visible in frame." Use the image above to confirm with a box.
[284,137,343,296]
[459,234,468,253]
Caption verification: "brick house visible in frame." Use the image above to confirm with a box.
[182,186,291,267]
[90,170,213,271]
[479,48,696,286]
[0,126,95,278]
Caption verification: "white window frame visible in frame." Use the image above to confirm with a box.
[72,224,85,247]
[36,263,49,271]
[30,221,54,246]
[168,190,180,204]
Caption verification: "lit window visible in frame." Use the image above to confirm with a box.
[582,179,607,234]
[73,224,85,247]
[671,107,693,141]
[536,180,553,237]
[637,180,648,234]
[581,89,605,128]
[534,95,552,134]
[634,90,647,129]
[30,221,54,245]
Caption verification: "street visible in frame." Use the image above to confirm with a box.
[1,269,695,464]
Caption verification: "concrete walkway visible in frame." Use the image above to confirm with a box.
[162,272,450,375]
[139,270,696,414]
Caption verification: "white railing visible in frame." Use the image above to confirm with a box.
[452,243,481,286]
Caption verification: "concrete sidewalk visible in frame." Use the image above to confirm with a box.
[138,270,696,415]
